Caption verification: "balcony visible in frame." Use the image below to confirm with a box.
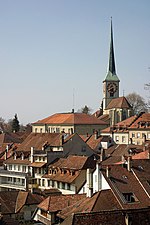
[0,169,27,178]
[0,169,27,190]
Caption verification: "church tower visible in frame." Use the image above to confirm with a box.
[103,19,120,113]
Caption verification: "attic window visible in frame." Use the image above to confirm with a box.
[71,170,75,176]
[122,193,138,203]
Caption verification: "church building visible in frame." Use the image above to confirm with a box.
[96,19,133,126]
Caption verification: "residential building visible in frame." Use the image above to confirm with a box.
[0,190,44,223]
[33,194,86,225]
[129,112,150,145]
[42,155,96,194]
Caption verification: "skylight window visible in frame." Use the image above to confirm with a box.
[122,193,138,203]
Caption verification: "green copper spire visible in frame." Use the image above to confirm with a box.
[104,18,120,81]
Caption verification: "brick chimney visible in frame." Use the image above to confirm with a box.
[94,130,98,140]
[127,156,131,172]
[60,133,65,146]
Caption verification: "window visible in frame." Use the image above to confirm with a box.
[148,133,150,139]
[122,136,126,143]
[62,182,65,189]
[52,180,54,187]
[14,165,16,170]
[56,128,60,133]
[67,183,70,190]
[137,133,140,138]
[57,181,60,188]
[40,128,43,133]
[18,165,21,171]
[9,165,12,170]
[122,193,138,203]
[41,210,47,217]
[8,177,12,182]
[132,133,135,138]
[42,179,45,186]
[115,136,119,142]
[35,128,38,133]
[22,179,25,185]
[22,166,26,172]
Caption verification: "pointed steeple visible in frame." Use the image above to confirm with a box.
[109,18,116,74]
[104,18,119,82]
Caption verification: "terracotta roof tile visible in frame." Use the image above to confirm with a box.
[33,113,107,125]
[58,190,121,219]
[106,96,131,109]
[16,133,64,151]
[102,163,150,209]
[38,194,86,212]
[129,113,150,129]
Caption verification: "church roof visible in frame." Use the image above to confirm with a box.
[106,96,132,109]
[104,19,120,82]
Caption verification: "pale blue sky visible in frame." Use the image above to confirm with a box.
[0,0,150,124]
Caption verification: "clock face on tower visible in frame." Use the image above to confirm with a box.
[107,82,118,94]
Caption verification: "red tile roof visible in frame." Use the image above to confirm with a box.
[57,190,121,219]
[101,164,150,209]
[16,133,64,151]
[106,96,131,109]
[38,194,86,212]
[129,113,150,129]
[102,115,137,133]
[33,113,107,125]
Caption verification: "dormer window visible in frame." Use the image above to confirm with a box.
[122,193,138,203]
[71,170,75,176]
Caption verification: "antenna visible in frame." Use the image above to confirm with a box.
[123,89,125,96]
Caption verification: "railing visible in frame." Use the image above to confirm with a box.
[37,214,51,225]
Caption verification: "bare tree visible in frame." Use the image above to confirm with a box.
[126,92,148,114]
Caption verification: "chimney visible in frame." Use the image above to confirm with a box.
[106,166,110,178]
[4,145,9,160]
[125,214,129,225]
[100,148,105,162]
[127,156,131,172]
[30,147,34,163]
[60,133,64,146]
[86,168,93,197]
[94,130,98,140]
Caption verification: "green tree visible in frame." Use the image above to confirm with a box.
[12,114,20,132]
[78,105,92,114]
